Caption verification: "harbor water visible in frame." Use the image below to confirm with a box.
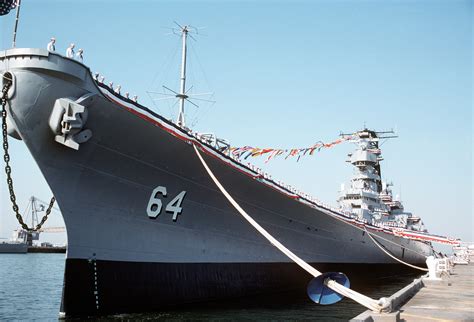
[0,254,422,320]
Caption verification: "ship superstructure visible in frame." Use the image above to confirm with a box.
[338,129,426,231]
[379,182,426,231]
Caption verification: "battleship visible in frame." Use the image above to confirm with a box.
[0,29,442,316]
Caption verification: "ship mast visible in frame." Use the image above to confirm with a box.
[148,23,215,129]
[176,25,189,128]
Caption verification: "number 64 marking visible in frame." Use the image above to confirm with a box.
[147,186,187,221]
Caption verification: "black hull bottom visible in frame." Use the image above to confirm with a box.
[60,259,425,317]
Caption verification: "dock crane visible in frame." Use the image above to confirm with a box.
[12,196,65,246]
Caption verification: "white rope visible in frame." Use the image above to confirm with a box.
[193,144,386,313]
[364,229,429,258]
[321,209,429,258]
[364,227,429,272]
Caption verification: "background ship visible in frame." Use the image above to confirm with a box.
[0,239,27,254]
[0,196,66,253]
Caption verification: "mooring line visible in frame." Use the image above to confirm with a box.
[193,144,387,313]
[362,229,430,259]
[364,227,429,272]
[317,205,430,259]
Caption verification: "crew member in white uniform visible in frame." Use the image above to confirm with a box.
[114,85,121,95]
[47,37,56,52]
[66,43,75,58]
[75,48,84,62]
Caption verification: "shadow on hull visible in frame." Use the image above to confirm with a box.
[60,259,425,317]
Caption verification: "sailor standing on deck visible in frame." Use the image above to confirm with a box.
[66,43,75,58]
[75,48,84,62]
[47,37,56,52]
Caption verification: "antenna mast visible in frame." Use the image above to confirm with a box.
[147,22,215,128]
[176,25,189,128]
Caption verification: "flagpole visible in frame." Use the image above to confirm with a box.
[12,0,21,48]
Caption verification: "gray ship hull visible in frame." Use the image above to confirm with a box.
[0,49,433,316]
[0,242,27,253]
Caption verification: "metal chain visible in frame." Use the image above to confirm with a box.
[1,77,55,232]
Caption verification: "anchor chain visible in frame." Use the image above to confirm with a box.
[1,76,55,232]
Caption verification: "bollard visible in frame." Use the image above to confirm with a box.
[425,256,441,280]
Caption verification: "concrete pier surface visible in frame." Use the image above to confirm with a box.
[352,263,474,321]
[399,263,473,321]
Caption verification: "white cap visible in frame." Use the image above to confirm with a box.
[70,43,75,48]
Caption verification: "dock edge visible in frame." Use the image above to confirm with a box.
[350,274,426,322]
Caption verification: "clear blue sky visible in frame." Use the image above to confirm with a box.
[0,0,472,249]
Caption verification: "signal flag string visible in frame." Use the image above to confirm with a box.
[226,135,355,163]
[193,144,390,313]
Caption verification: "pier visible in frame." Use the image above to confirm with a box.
[352,263,474,321]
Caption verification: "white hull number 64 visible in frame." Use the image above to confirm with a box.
[147,186,187,221]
